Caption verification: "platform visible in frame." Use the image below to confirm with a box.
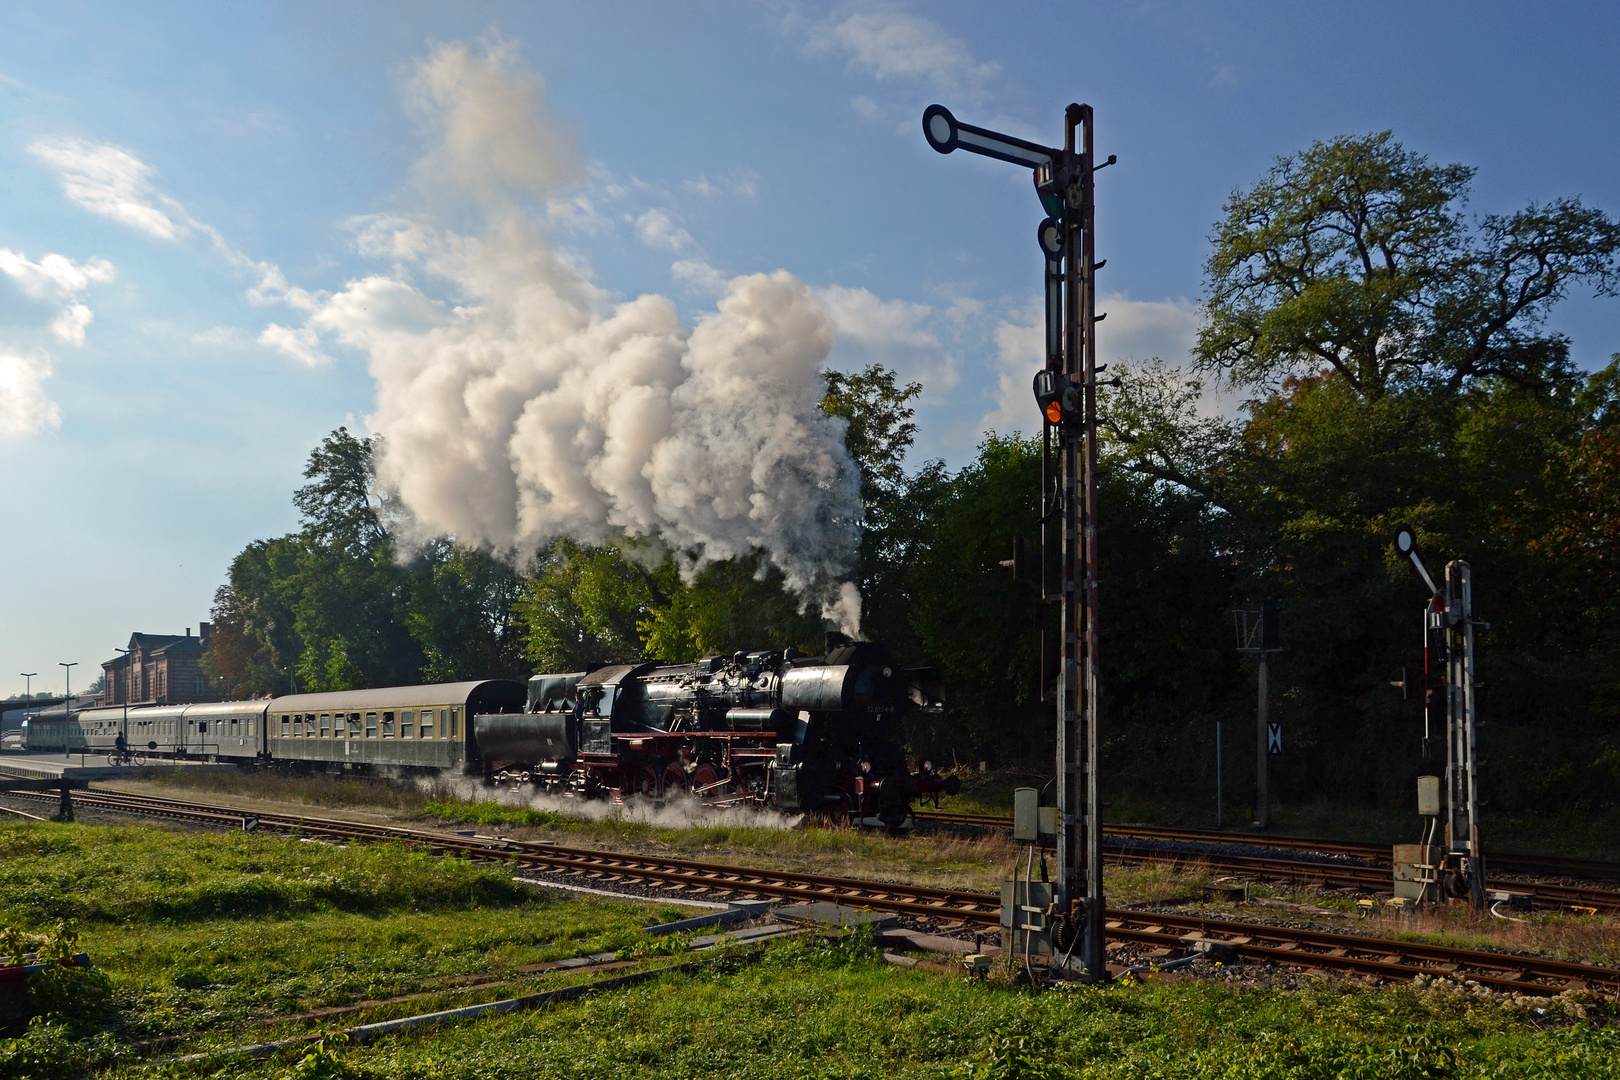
[0,750,238,788]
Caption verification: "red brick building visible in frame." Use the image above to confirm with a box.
[103,625,214,705]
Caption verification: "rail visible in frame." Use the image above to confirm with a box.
[5,785,1619,996]
[913,810,1620,885]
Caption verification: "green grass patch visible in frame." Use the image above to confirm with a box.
[127,937,1619,1080]
[0,819,672,1077]
[422,800,567,829]
[0,822,528,925]
[2,819,1615,1079]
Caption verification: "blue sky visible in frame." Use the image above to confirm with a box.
[3,1,1618,697]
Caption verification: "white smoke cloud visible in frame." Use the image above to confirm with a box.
[283,42,863,628]
[405,39,583,200]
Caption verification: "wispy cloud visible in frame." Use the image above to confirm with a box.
[819,284,959,402]
[634,208,696,253]
[256,323,330,368]
[805,5,1000,102]
[30,135,329,362]
[0,248,115,347]
[672,258,728,296]
[0,351,61,438]
[683,171,759,199]
[27,138,184,240]
[981,293,1204,436]
[0,247,115,435]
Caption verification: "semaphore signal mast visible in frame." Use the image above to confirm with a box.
[925,102,1113,981]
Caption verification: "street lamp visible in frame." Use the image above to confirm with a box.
[18,673,36,747]
[59,662,76,760]
[114,648,130,757]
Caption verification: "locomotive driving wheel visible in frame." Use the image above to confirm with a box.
[661,763,690,795]
[628,765,662,799]
[825,794,854,827]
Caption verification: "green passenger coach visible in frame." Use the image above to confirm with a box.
[265,680,525,772]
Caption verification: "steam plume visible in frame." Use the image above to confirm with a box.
[295,42,862,630]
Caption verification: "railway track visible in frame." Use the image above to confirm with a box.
[1104,841,1620,916]
[915,810,1620,902]
[7,785,1620,997]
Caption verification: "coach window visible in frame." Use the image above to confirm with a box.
[293,715,302,737]
[365,712,377,738]
[319,713,330,737]
[439,708,449,738]
[401,710,414,738]
[346,713,360,738]
[280,714,290,737]
[420,709,434,739]
[382,711,395,737]
[450,708,460,738]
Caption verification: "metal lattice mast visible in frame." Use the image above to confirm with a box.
[924,101,1109,980]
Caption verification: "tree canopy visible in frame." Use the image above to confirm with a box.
[1198,132,1620,399]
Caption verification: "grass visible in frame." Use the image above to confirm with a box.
[0,818,1615,1078]
[422,800,568,829]
[130,931,1620,1079]
[0,819,680,1077]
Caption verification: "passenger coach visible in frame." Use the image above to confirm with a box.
[265,680,525,772]
[22,701,268,761]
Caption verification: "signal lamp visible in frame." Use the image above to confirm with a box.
[1033,369,1080,425]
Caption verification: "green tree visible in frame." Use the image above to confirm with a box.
[208,428,535,696]
[514,537,666,672]
[904,433,1044,762]
[406,540,529,683]
[1199,132,1620,399]
[821,364,926,651]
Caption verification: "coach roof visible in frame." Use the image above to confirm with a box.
[266,680,523,714]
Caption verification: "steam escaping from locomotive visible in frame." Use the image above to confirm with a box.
[300,41,863,628]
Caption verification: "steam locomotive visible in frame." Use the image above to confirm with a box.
[23,633,956,825]
[479,633,959,825]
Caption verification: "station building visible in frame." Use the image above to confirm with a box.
[102,625,215,705]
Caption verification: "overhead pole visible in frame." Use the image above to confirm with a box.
[924,102,1111,981]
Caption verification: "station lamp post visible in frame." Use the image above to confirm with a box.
[115,648,130,751]
[18,673,36,740]
[59,662,76,760]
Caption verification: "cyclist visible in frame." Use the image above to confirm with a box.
[113,731,128,764]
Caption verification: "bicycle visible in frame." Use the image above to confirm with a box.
[107,748,147,767]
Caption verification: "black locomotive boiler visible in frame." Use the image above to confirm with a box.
[474,634,959,825]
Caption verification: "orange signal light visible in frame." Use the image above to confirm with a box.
[1045,401,1063,424]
